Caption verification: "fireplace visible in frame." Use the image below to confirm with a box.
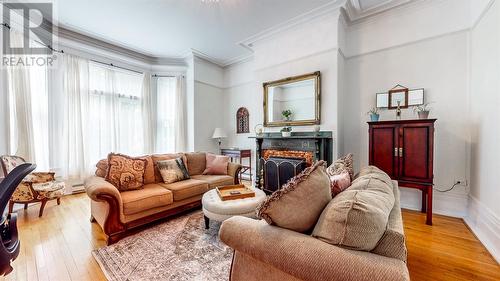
[251,131,333,193]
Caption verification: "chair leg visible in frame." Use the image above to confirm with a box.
[57,198,61,205]
[8,201,14,214]
[24,203,28,210]
[39,199,47,217]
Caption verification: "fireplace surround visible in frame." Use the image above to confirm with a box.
[250,131,333,192]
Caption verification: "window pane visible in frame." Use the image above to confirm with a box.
[156,77,177,153]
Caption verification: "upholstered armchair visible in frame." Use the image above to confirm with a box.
[0,156,66,217]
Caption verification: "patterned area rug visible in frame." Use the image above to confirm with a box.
[92,211,233,281]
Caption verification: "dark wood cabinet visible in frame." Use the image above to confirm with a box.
[368,119,436,225]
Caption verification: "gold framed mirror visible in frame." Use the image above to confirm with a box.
[263,71,321,127]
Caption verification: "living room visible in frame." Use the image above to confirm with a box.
[0,0,499,280]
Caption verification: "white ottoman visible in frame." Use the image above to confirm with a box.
[202,187,267,229]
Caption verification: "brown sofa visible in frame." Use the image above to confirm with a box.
[219,179,409,281]
[85,152,242,244]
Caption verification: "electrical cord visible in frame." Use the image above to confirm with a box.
[433,182,459,193]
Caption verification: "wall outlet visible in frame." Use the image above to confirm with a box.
[454,179,468,186]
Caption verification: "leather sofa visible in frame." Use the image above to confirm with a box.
[85,152,242,244]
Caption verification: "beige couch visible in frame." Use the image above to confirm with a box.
[85,152,241,244]
[219,180,409,281]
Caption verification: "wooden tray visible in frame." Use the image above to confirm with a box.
[216,184,255,201]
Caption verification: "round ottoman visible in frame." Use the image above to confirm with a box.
[202,187,267,228]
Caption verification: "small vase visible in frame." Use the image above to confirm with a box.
[418,111,429,119]
[370,114,380,122]
[282,131,292,137]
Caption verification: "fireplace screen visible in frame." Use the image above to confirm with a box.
[262,157,307,194]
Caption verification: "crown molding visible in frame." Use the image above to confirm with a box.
[238,0,345,51]
[344,0,413,23]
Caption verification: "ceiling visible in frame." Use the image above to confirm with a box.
[53,0,408,66]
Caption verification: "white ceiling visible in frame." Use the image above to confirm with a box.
[55,0,337,65]
[53,0,408,66]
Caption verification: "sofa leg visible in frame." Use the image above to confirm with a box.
[24,203,28,210]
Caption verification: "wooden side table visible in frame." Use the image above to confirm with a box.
[220,149,252,182]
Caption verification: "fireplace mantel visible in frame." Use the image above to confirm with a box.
[250,131,333,189]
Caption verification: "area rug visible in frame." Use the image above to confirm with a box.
[92,211,233,281]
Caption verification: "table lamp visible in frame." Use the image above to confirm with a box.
[212,128,227,151]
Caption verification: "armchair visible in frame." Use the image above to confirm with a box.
[0,156,66,217]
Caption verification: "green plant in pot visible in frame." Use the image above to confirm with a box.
[280,126,292,137]
[414,103,431,119]
[282,109,292,121]
[367,107,380,122]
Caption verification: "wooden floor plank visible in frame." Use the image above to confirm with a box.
[3,193,499,281]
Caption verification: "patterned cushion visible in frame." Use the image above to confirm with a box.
[1,155,26,174]
[326,153,354,179]
[105,153,147,191]
[329,170,351,196]
[25,172,55,183]
[95,159,108,177]
[152,153,187,182]
[256,161,332,233]
[11,182,35,202]
[33,181,66,199]
[157,158,190,184]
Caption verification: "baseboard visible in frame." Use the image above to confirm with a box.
[399,187,468,218]
[464,196,500,263]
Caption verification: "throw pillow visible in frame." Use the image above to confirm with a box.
[329,170,351,196]
[203,153,229,175]
[312,166,395,251]
[152,153,186,182]
[256,160,332,233]
[105,153,147,191]
[95,159,108,177]
[326,153,354,179]
[157,157,190,184]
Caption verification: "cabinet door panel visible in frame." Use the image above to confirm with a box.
[369,127,397,178]
[400,126,432,182]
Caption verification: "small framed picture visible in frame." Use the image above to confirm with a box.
[388,88,409,109]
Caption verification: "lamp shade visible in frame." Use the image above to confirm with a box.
[212,128,227,139]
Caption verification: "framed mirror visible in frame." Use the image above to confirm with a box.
[377,88,425,108]
[263,71,320,127]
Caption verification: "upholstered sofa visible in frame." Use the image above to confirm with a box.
[85,152,241,244]
[219,179,409,281]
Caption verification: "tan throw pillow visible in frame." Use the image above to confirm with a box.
[326,153,354,179]
[312,166,395,251]
[105,153,147,191]
[157,157,190,184]
[95,159,108,177]
[256,161,332,233]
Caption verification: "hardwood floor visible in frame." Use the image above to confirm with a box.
[1,193,499,281]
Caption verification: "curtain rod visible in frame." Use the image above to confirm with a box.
[1,22,64,53]
[90,59,143,74]
[152,74,176,78]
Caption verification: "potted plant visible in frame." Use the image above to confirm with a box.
[367,107,380,122]
[281,126,292,137]
[414,103,431,119]
[282,109,292,121]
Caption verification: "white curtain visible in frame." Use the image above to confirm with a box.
[86,63,144,169]
[141,73,155,154]
[57,54,90,179]
[5,31,36,163]
[174,76,187,152]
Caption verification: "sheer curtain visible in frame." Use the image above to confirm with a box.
[155,75,186,153]
[141,73,155,154]
[86,63,144,170]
